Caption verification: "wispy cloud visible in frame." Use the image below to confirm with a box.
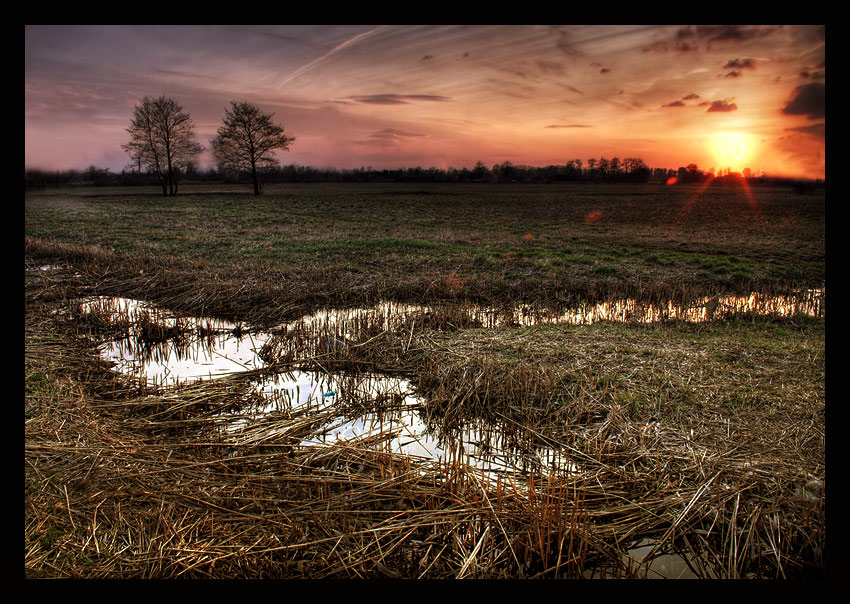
[786,123,825,140]
[276,26,387,89]
[349,93,451,105]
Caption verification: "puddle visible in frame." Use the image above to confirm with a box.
[99,330,271,385]
[584,539,708,579]
[26,262,82,277]
[73,290,824,393]
[63,291,817,577]
[70,296,584,477]
[291,290,823,333]
[226,370,577,477]
[477,290,823,327]
[77,297,271,387]
[621,540,703,579]
[71,290,823,479]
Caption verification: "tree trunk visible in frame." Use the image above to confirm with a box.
[251,162,260,195]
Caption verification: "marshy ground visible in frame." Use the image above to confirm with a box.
[25,182,825,578]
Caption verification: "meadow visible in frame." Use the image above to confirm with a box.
[25,182,825,578]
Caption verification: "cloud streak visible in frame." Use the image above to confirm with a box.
[348,94,451,105]
[276,26,387,89]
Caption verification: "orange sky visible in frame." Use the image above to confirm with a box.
[25,25,825,179]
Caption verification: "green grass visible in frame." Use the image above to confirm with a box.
[25,182,823,290]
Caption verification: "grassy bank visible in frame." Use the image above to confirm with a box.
[25,182,824,324]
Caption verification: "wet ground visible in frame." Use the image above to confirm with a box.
[70,291,823,474]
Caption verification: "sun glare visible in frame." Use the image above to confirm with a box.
[710,133,755,171]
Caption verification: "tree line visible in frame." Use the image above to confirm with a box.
[25,95,822,193]
[26,160,822,192]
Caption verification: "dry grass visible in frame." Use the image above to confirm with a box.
[25,259,824,579]
[24,184,825,578]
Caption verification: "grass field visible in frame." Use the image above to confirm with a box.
[25,182,825,578]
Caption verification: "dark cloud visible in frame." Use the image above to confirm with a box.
[723,71,742,78]
[781,83,824,119]
[355,128,426,147]
[495,66,529,80]
[370,128,424,139]
[641,41,669,53]
[786,123,825,140]
[799,69,825,80]
[706,99,737,112]
[422,55,433,60]
[724,58,756,69]
[644,26,777,53]
[557,83,585,96]
[535,59,565,75]
[600,68,610,74]
[696,25,778,44]
[154,68,209,79]
[555,31,582,56]
[660,94,699,108]
[349,93,450,105]
[545,124,592,128]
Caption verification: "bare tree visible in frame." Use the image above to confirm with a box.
[122,96,203,197]
[212,101,295,195]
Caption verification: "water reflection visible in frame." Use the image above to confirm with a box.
[73,290,823,479]
[233,370,577,477]
[283,290,823,337]
[477,289,823,327]
[100,330,271,386]
[78,290,823,388]
[583,539,706,579]
[79,297,271,387]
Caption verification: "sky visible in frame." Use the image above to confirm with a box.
[25,25,826,179]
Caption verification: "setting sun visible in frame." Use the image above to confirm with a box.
[710,133,755,172]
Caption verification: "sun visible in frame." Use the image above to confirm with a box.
[710,133,754,171]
